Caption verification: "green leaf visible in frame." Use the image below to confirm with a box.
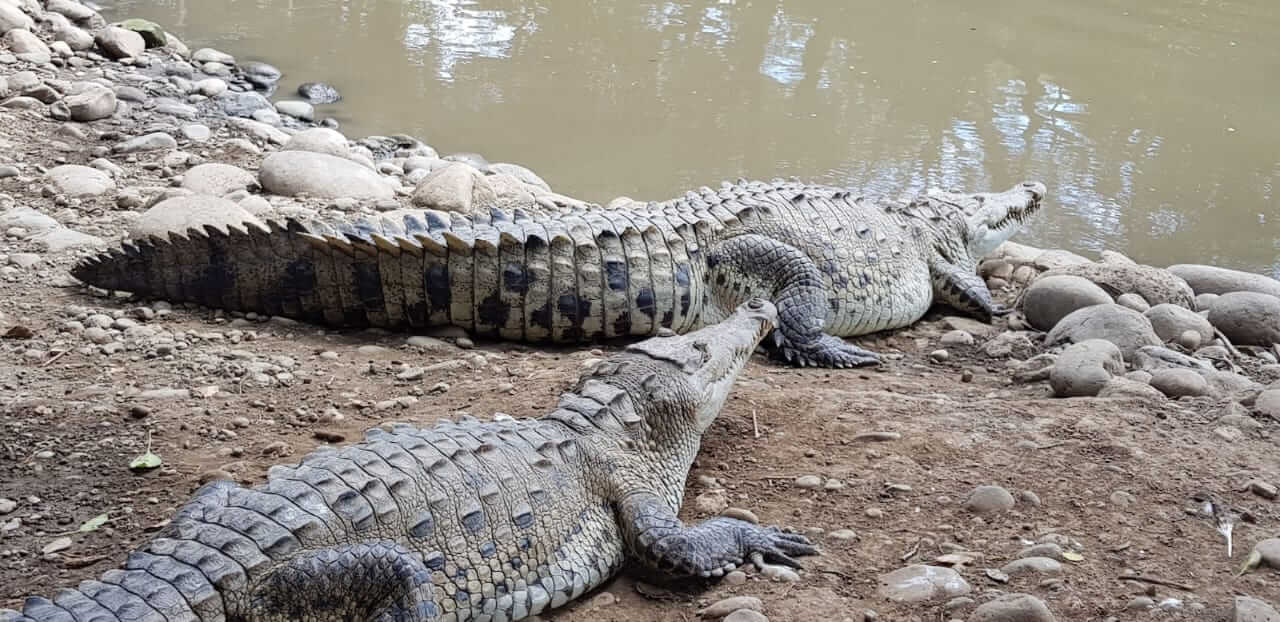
[78,513,108,532]
[129,451,162,471]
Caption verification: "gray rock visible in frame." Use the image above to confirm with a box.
[226,117,289,145]
[1000,557,1063,577]
[1,96,44,111]
[297,81,341,104]
[218,90,273,118]
[442,152,491,173]
[1152,368,1208,399]
[1196,292,1221,311]
[45,164,114,197]
[1254,538,1280,569]
[5,29,50,56]
[984,331,1037,358]
[1254,389,1280,420]
[114,84,145,102]
[193,77,227,97]
[1097,378,1166,401]
[274,100,314,121]
[94,25,145,59]
[54,25,94,51]
[1145,303,1214,344]
[1046,304,1161,360]
[155,101,198,120]
[1022,275,1112,331]
[1115,292,1150,312]
[64,84,115,121]
[34,228,105,252]
[1042,262,1195,308]
[1177,329,1202,350]
[490,162,552,191]
[411,162,497,213]
[0,2,35,31]
[239,60,282,88]
[971,593,1056,622]
[129,195,265,239]
[1169,264,1280,299]
[724,611,768,622]
[699,596,764,618]
[0,207,59,233]
[114,132,178,154]
[0,498,15,514]
[1050,339,1124,397]
[1034,249,1091,270]
[181,163,257,196]
[47,0,97,22]
[1132,345,1214,373]
[964,485,1015,514]
[1208,292,1280,347]
[876,565,970,603]
[1231,596,1280,622]
[180,123,211,142]
[259,151,394,201]
[283,127,350,159]
[114,18,166,47]
[192,47,235,65]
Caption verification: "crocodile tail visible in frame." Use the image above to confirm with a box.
[68,203,760,341]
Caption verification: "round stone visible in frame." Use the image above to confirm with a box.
[1022,275,1113,331]
[971,593,1057,622]
[964,485,1016,514]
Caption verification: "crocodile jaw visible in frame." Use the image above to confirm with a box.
[964,181,1046,258]
[624,298,777,431]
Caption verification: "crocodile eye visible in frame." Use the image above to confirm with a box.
[747,298,765,310]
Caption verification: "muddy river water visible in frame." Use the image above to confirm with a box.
[100,0,1280,275]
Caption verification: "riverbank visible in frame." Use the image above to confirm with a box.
[2,1,1279,620]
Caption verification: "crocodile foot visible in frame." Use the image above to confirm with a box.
[690,521,819,578]
[768,332,880,368]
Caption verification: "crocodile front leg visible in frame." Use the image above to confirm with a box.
[708,234,879,367]
[618,492,817,578]
[931,259,1008,321]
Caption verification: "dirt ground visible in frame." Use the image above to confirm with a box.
[2,76,1279,622]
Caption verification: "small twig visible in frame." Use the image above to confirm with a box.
[900,538,922,562]
[1118,574,1196,592]
[40,349,69,367]
[751,409,760,439]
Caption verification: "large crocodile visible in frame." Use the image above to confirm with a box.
[3,298,813,621]
[72,179,1045,367]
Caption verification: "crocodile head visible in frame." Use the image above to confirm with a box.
[621,298,778,431]
[945,180,1047,259]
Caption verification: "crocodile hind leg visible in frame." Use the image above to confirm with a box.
[618,492,817,578]
[931,260,1009,322]
[251,541,441,621]
[707,234,879,367]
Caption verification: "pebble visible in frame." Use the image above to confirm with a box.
[964,485,1016,514]
[1249,480,1278,500]
[587,592,616,608]
[42,537,73,555]
[971,593,1057,622]
[298,81,342,104]
[721,507,759,523]
[794,475,822,489]
[940,330,974,346]
[828,529,858,541]
[1115,292,1151,312]
[275,100,315,121]
[700,596,764,618]
[999,557,1062,577]
[0,498,15,514]
[45,164,115,197]
[1148,368,1211,398]
[1109,490,1136,506]
[1230,596,1280,621]
[114,132,178,153]
[724,570,747,585]
[929,349,950,362]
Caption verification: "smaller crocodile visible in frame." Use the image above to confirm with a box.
[2,298,814,622]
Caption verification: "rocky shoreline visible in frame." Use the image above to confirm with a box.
[2,1,1280,620]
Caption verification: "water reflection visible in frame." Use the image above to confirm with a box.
[100,0,1280,275]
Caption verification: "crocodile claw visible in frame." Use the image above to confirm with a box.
[742,525,819,570]
[768,332,880,368]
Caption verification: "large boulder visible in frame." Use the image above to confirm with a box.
[181,163,258,196]
[1207,292,1280,347]
[1021,275,1112,331]
[1144,303,1214,344]
[1038,262,1194,308]
[1046,304,1162,360]
[1168,264,1280,299]
[129,195,264,240]
[1049,339,1124,398]
[45,164,114,197]
[259,151,394,201]
[0,2,34,32]
[93,25,145,59]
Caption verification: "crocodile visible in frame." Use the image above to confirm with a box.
[72,179,1045,367]
[2,298,815,622]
